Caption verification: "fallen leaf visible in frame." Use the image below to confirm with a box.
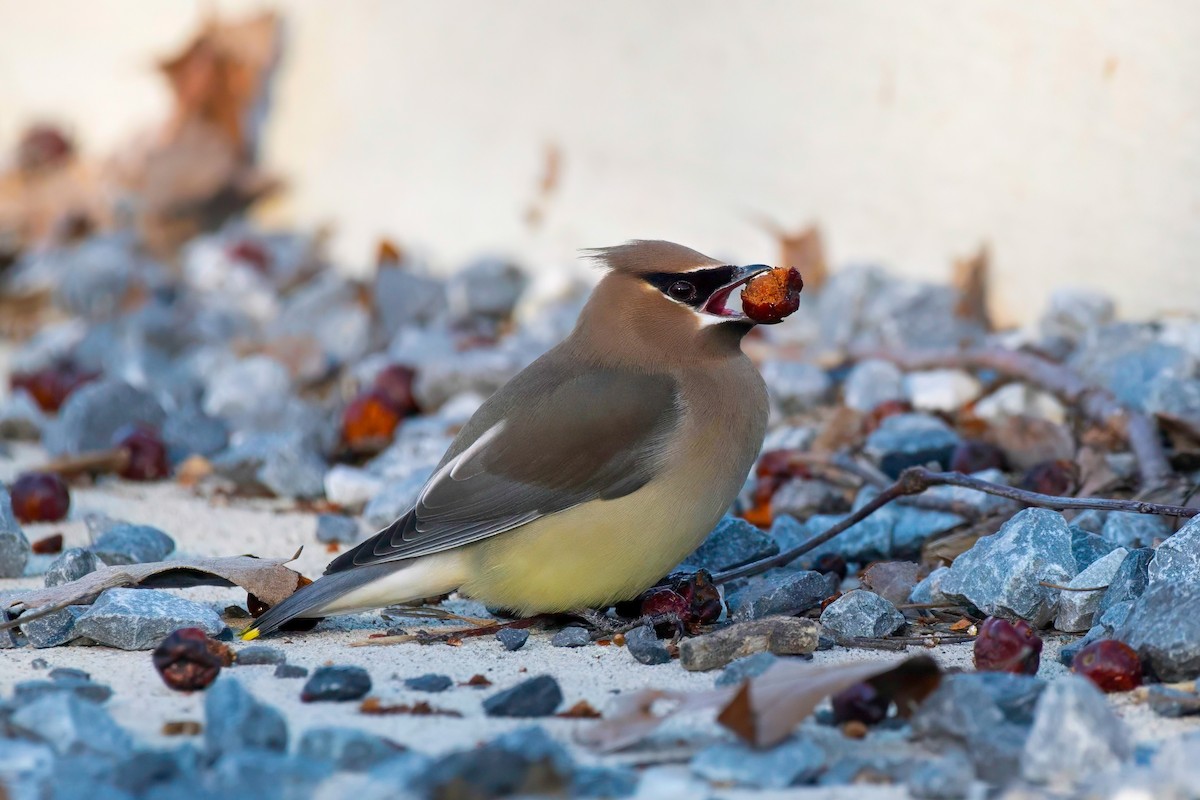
[359,697,462,717]
[860,562,921,607]
[462,674,492,688]
[162,720,202,736]
[951,244,991,329]
[949,618,973,632]
[557,700,602,719]
[580,655,940,752]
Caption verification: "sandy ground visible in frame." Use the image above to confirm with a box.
[1,434,1198,798]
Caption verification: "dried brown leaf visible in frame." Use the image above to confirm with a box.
[860,562,921,607]
[952,244,991,329]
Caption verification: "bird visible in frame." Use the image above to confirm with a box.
[242,240,781,640]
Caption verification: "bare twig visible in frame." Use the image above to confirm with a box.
[1039,581,1111,592]
[788,452,983,520]
[713,467,1199,584]
[856,347,1173,487]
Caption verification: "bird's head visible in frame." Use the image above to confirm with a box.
[584,240,776,330]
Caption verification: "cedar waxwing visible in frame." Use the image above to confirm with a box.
[243,241,782,639]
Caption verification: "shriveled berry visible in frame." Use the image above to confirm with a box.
[639,589,689,620]
[112,425,170,481]
[227,239,271,273]
[831,681,889,725]
[10,366,98,413]
[341,391,401,447]
[30,533,63,554]
[741,267,804,324]
[1072,640,1142,693]
[974,616,1042,675]
[950,440,1008,474]
[813,553,848,581]
[153,628,224,691]
[10,472,70,523]
[1018,459,1080,497]
[673,569,723,628]
[17,125,74,173]
[372,365,419,417]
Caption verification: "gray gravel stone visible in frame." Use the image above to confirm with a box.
[416,725,570,798]
[679,616,819,671]
[761,361,832,415]
[939,508,1076,627]
[496,627,529,651]
[843,359,905,412]
[44,548,103,587]
[769,479,845,520]
[297,727,401,771]
[204,676,288,759]
[448,257,527,321]
[10,692,132,758]
[235,645,285,665]
[551,626,590,648]
[1115,581,1200,681]
[624,625,670,665]
[1098,547,1153,617]
[405,673,453,692]
[274,664,308,679]
[714,652,780,687]
[73,588,225,650]
[483,675,563,717]
[726,569,834,622]
[691,735,825,788]
[257,444,327,499]
[1147,685,1200,718]
[1148,515,1200,587]
[44,379,165,456]
[363,468,435,528]
[1055,547,1128,632]
[681,515,779,572]
[0,390,45,440]
[90,523,175,564]
[20,605,86,648]
[819,590,905,639]
[0,484,30,579]
[162,407,228,462]
[1102,511,1172,549]
[864,413,960,478]
[301,666,372,702]
[315,514,359,544]
[1039,288,1115,344]
[906,756,975,799]
[1022,674,1131,787]
[13,673,112,705]
[909,566,951,604]
[1072,527,1118,570]
[573,766,638,798]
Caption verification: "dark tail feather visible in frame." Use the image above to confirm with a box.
[241,563,396,640]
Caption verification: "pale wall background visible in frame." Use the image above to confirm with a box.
[1,0,1198,325]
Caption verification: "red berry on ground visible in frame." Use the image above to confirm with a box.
[1018,459,1081,497]
[152,628,227,692]
[1072,640,1143,693]
[974,616,1043,675]
[341,391,401,447]
[113,425,170,481]
[10,472,70,524]
[227,240,272,273]
[831,681,889,725]
[372,365,420,417]
[10,366,97,413]
[31,533,64,554]
[740,267,804,324]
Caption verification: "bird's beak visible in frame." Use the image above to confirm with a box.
[701,264,774,320]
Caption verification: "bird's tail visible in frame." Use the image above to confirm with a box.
[241,563,401,640]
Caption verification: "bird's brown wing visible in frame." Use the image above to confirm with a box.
[325,366,679,573]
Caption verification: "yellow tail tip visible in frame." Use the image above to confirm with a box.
[240,627,261,641]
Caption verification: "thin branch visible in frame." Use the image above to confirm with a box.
[855,347,1173,487]
[713,467,1198,584]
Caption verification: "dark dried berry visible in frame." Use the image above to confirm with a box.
[10,365,97,413]
[974,616,1042,675]
[341,391,401,447]
[1018,459,1080,497]
[30,533,63,554]
[153,628,224,691]
[639,589,689,620]
[10,472,70,524]
[755,449,807,481]
[17,125,74,173]
[1072,640,1142,693]
[831,682,889,725]
[227,240,271,273]
[112,425,170,481]
[813,553,848,581]
[372,364,419,417]
[673,569,723,629]
[741,267,804,324]
[949,440,1008,474]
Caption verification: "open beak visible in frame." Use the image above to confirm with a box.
[701,264,774,320]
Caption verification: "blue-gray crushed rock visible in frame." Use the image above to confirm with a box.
[72,588,225,650]
[1039,287,1115,343]
[909,566,951,604]
[726,569,834,622]
[20,605,87,648]
[1147,685,1200,718]
[624,624,670,665]
[363,467,436,528]
[761,361,832,415]
[90,523,175,564]
[1098,548,1153,617]
[44,548,103,587]
[843,359,905,412]
[1055,547,1128,632]
[1115,581,1200,681]
[864,413,960,478]
[235,645,285,665]
[257,445,328,499]
[415,725,571,798]
[906,756,976,799]
[819,590,905,639]
[1021,674,1131,787]
[0,483,30,579]
[13,674,112,705]
[1072,527,1118,570]
[551,626,590,648]
[297,727,402,771]
[693,735,825,789]
[404,673,453,692]
[573,766,638,798]
[769,478,846,520]
[43,379,165,456]
[162,406,229,463]
[204,676,288,759]
[1102,512,1173,549]
[715,652,780,687]
[315,514,359,544]
[482,675,563,717]
[207,749,331,798]
[682,515,779,572]
[10,692,133,759]
[496,627,529,651]
[911,672,1046,784]
[939,508,1077,627]
[274,663,308,679]
[302,666,372,702]
[1148,515,1200,587]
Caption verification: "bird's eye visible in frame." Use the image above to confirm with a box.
[667,280,697,302]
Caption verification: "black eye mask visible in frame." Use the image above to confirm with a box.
[643,266,738,308]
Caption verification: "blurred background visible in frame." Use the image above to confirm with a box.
[3,0,1197,325]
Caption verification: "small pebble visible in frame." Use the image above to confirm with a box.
[496,628,529,651]
[274,664,308,679]
[301,666,372,702]
[715,652,779,687]
[624,624,671,665]
[551,626,590,648]
[405,673,453,693]
[30,658,49,669]
[315,514,359,544]
[44,548,103,587]
[236,645,286,666]
[482,675,563,717]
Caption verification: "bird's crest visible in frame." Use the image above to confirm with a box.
[583,240,722,277]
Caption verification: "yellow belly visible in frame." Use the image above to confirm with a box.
[458,472,731,614]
